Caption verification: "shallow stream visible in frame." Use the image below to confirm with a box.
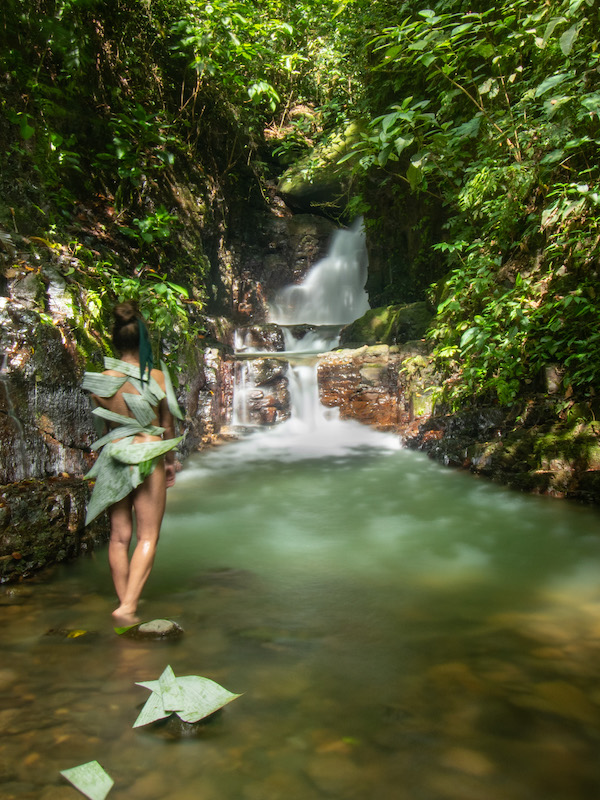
[3,424,600,799]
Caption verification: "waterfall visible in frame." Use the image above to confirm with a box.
[267,219,368,431]
[269,217,370,327]
[228,219,398,459]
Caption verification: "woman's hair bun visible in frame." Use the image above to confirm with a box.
[114,300,139,327]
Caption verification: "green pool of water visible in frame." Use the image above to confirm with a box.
[2,432,600,800]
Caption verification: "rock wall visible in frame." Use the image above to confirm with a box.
[0,479,108,583]
[403,405,600,505]
[0,298,97,485]
[317,341,434,433]
[316,337,600,507]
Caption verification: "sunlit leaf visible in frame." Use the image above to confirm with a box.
[580,93,600,114]
[133,666,242,728]
[559,23,581,55]
[460,327,479,348]
[535,73,569,97]
[406,162,422,190]
[60,761,114,800]
[394,135,414,155]
[540,16,566,48]
[540,149,565,164]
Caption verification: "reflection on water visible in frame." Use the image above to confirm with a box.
[3,434,600,799]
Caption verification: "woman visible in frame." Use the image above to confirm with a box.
[82,301,183,624]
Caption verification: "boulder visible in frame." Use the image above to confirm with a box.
[278,123,362,217]
[317,343,433,432]
[0,478,109,583]
[121,618,184,640]
[339,301,432,346]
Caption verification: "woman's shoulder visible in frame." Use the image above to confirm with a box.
[150,367,167,390]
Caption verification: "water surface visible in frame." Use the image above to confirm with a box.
[2,430,600,800]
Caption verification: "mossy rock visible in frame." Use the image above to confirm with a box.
[340,302,432,346]
[278,123,362,216]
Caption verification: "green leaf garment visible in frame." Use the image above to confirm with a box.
[82,357,184,525]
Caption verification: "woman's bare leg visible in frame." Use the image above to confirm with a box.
[112,462,166,623]
[108,497,134,605]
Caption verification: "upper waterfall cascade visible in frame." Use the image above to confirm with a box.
[269,218,370,328]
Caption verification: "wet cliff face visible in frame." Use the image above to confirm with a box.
[0,479,109,583]
[0,298,96,485]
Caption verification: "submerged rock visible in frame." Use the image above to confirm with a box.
[145,709,222,740]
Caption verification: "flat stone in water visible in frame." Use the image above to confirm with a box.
[122,619,184,640]
[305,753,365,798]
[148,712,221,740]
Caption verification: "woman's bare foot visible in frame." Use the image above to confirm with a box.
[112,606,140,626]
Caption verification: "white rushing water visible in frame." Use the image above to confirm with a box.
[229,219,399,460]
[269,217,370,326]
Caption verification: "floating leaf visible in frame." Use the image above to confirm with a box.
[133,666,242,728]
[132,686,169,727]
[113,623,138,635]
[60,761,114,800]
[173,675,242,724]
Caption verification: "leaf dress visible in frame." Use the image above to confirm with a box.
[82,357,184,524]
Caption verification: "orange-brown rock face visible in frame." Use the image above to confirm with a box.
[317,342,435,435]
[318,346,402,432]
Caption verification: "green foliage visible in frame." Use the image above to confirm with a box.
[118,207,178,246]
[112,270,193,348]
[170,0,295,123]
[92,105,178,208]
[63,248,204,368]
[345,0,600,408]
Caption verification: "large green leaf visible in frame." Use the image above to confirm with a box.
[559,23,581,55]
[133,666,242,728]
[535,73,570,97]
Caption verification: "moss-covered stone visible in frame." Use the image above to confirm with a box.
[340,301,432,346]
[0,478,109,583]
[278,123,363,218]
[405,406,600,505]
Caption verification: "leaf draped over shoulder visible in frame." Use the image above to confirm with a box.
[82,358,184,524]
